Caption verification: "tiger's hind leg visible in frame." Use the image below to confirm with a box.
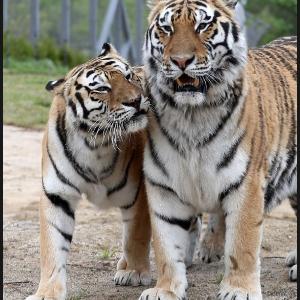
[26,188,80,300]
[114,184,152,287]
[286,195,297,282]
[199,212,225,263]
[185,215,202,268]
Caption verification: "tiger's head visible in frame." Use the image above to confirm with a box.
[46,43,149,141]
[145,0,247,106]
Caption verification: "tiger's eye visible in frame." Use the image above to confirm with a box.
[196,23,207,33]
[161,25,172,34]
[96,86,111,92]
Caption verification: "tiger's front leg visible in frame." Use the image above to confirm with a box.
[218,177,264,300]
[139,181,195,300]
[114,184,152,287]
[26,189,80,300]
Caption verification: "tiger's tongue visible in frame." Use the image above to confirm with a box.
[176,74,200,87]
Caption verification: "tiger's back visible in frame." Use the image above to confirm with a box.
[244,37,297,211]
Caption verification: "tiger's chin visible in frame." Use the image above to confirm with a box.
[173,92,206,107]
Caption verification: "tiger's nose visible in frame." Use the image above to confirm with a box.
[170,55,195,70]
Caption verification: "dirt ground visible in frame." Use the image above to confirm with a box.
[3,125,297,300]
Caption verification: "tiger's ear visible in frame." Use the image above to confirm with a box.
[45,78,65,93]
[223,0,238,9]
[98,42,118,57]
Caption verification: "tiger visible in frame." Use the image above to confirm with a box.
[139,0,297,299]
[26,43,152,300]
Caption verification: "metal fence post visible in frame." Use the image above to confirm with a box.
[3,0,8,32]
[89,0,98,56]
[97,0,119,51]
[30,0,40,46]
[113,1,122,50]
[135,0,144,64]
[61,0,71,64]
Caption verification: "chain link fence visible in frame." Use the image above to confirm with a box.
[3,0,268,65]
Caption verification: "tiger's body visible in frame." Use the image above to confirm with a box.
[26,44,152,300]
[140,1,297,299]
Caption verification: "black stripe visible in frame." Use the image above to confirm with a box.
[120,175,142,210]
[47,144,81,194]
[68,99,77,116]
[107,154,134,196]
[89,81,99,86]
[146,175,193,208]
[151,98,186,157]
[154,212,193,231]
[260,48,296,81]
[219,157,251,202]
[231,22,239,42]
[86,70,95,77]
[78,121,105,135]
[158,89,178,108]
[75,92,89,119]
[211,21,230,50]
[61,247,69,252]
[197,82,241,147]
[56,113,98,183]
[50,222,73,243]
[99,150,119,180]
[43,185,75,219]
[147,130,169,177]
[217,132,245,170]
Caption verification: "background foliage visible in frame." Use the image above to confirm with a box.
[246,0,297,44]
[3,0,297,129]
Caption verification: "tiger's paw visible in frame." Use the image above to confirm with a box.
[289,264,297,282]
[286,249,297,282]
[114,256,151,286]
[198,232,224,263]
[286,249,297,267]
[217,282,262,300]
[139,288,186,300]
[25,278,66,300]
[25,293,66,300]
[114,269,151,286]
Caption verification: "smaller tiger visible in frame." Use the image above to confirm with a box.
[26,43,151,300]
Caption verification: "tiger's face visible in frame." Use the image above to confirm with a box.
[47,43,149,138]
[145,0,247,106]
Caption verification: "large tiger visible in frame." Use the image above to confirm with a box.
[140,0,297,299]
[26,43,152,300]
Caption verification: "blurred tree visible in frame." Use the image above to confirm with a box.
[246,0,297,45]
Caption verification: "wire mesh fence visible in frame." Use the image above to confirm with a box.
[3,0,269,65]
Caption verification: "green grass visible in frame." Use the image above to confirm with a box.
[98,247,116,260]
[4,59,67,129]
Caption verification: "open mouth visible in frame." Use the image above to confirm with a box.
[174,74,209,94]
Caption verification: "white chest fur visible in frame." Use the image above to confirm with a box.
[144,103,248,214]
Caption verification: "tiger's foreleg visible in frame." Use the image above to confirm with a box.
[114,184,152,286]
[218,177,264,300]
[199,212,225,263]
[26,187,80,300]
[139,182,195,300]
